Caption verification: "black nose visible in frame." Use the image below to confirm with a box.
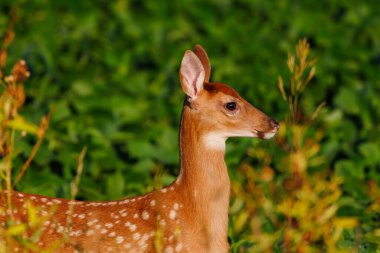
[270,118,279,129]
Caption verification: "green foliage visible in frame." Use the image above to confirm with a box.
[0,0,379,252]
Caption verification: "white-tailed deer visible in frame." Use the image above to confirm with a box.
[0,45,279,253]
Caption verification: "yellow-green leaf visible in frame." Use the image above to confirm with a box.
[7,116,38,134]
[6,223,27,236]
[27,200,38,227]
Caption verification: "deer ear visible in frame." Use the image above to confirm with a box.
[193,45,211,83]
[179,50,205,99]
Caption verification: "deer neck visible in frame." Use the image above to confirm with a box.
[176,104,230,249]
[178,105,230,191]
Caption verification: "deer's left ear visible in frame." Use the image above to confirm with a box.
[179,50,205,99]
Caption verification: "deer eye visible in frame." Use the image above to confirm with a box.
[225,102,237,111]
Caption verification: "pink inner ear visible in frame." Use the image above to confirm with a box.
[183,68,201,95]
[180,51,205,99]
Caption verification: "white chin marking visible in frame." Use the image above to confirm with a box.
[263,131,276,139]
[203,133,227,150]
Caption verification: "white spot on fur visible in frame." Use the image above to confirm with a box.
[169,210,176,220]
[53,199,61,204]
[76,230,83,237]
[133,233,141,240]
[87,219,98,226]
[130,224,137,232]
[165,246,174,253]
[120,199,129,204]
[142,211,149,220]
[175,243,183,252]
[116,236,124,244]
[86,230,94,236]
[56,225,65,233]
[140,233,150,243]
[150,200,156,206]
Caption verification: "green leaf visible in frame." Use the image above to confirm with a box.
[106,171,125,200]
[334,88,360,114]
[359,142,380,166]
[335,160,364,180]
[127,140,156,159]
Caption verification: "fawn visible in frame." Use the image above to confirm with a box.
[0,45,279,253]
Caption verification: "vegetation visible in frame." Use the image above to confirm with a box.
[0,1,379,252]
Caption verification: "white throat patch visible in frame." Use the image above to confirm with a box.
[203,133,227,150]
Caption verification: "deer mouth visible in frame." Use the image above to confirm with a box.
[253,130,278,140]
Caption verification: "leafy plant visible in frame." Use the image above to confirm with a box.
[229,39,378,253]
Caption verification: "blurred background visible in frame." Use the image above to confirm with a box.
[1,0,379,252]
